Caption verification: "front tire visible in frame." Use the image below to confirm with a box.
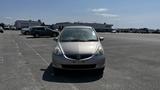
[53,67,60,76]
[0,31,3,33]
[95,68,104,76]
[34,33,39,38]
[25,31,29,35]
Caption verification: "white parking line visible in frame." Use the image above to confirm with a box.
[19,39,79,90]
[15,42,19,49]
[15,34,80,90]
[14,40,22,56]
[24,42,49,65]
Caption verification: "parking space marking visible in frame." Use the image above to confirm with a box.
[23,41,49,65]
[12,36,42,90]
[15,42,19,49]
[13,40,22,56]
[18,37,79,90]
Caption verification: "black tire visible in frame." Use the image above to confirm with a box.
[26,31,29,35]
[95,68,104,76]
[47,64,54,73]
[34,33,39,38]
[50,34,53,37]
[53,67,61,76]
[24,32,27,35]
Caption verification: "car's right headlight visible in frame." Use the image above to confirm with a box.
[95,46,104,56]
[54,47,62,55]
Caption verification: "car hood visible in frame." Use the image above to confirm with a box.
[59,42,99,55]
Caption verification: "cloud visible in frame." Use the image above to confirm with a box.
[95,13,119,18]
[90,8,119,18]
[92,8,109,12]
[4,17,12,20]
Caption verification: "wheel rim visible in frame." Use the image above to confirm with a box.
[35,34,39,37]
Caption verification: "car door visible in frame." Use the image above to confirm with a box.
[45,28,52,36]
[39,27,46,36]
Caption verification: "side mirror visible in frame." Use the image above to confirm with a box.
[53,37,58,41]
[99,37,104,41]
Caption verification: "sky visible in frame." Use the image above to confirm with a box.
[0,0,160,29]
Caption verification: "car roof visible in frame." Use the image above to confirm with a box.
[64,26,93,29]
[22,28,29,30]
[30,26,46,28]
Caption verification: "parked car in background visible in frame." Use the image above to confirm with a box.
[10,26,16,30]
[21,28,31,35]
[52,26,106,75]
[152,29,160,34]
[4,26,10,30]
[111,30,117,33]
[0,26,4,33]
[30,26,59,38]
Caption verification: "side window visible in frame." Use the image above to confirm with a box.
[41,27,45,31]
[32,27,46,31]
[46,28,51,31]
[37,27,45,31]
[46,28,49,31]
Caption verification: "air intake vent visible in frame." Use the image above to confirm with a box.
[62,64,96,69]
[65,54,92,60]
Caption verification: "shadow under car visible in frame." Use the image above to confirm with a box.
[41,64,103,83]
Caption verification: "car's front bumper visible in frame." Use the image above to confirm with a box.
[52,54,106,70]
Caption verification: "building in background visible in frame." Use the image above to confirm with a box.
[14,20,42,30]
[54,22,113,32]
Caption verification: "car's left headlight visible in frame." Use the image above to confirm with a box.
[95,46,104,55]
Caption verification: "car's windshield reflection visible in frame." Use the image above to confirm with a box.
[60,28,98,42]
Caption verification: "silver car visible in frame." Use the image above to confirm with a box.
[21,28,30,35]
[52,26,106,75]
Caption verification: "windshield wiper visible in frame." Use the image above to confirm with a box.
[60,39,85,42]
[70,39,86,42]
[61,39,97,42]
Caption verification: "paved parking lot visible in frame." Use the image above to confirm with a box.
[0,31,160,90]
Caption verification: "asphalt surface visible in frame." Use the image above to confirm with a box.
[0,31,160,90]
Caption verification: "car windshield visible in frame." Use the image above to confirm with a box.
[60,28,98,42]
[32,27,45,31]
[22,28,29,30]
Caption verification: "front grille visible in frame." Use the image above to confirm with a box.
[65,54,92,60]
[62,64,96,69]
